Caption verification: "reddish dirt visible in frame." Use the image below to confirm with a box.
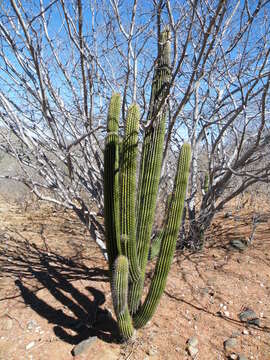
[0,195,270,360]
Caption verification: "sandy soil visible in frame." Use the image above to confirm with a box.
[0,195,270,360]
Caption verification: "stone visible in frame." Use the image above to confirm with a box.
[224,338,237,351]
[238,355,248,360]
[71,336,98,356]
[224,211,233,218]
[26,341,35,350]
[239,309,257,322]
[230,240,247,251]
[27,320,37,330]
[247,318,260,326]
[229,354,238,360]
[0,318,13,331]
[187,345,198,357]
[242,329,249,335]
[187,336,198,348]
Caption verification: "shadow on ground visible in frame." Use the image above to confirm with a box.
[0,236,119,344]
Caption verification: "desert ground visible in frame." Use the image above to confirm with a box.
[0,192,270,360]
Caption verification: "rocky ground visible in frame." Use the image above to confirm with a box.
[0,194,270,360]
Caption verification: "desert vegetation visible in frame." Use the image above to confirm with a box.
[0,0,269,359]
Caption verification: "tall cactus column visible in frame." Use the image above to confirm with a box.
[120,104,141,282]
[104,93,122,274]
[129,27,172,314]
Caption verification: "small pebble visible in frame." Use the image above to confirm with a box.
[27,320,37,330]
[238,355,248,360]
[239,309,257,322]
[247,318,260,326]
[26,341,35,350]
[224,338,237,350]
[71,336,98,356]
[187,346,198,357]
[187,336,198,347]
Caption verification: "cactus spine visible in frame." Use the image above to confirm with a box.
[103,29,191,340]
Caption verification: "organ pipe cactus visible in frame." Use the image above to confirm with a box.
[103,29,191,340]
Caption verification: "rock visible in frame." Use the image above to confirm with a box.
[229,354,238,360]
[234,216,241,221]
[187,336,198,348]
[239,309,257,322]
[187,345,198,357]
[26,341,35,350]
[71,336,98,356]
[238,355,248,360]
[230,239,247,251]
[224,338,237,351]
[27,320,37,330]
[242,328,249,335]
[247,318,260,326]
[224,211,233,218]
[0,318,13,330]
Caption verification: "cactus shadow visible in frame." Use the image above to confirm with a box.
[0,237,120,344]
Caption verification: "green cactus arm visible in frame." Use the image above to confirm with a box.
[120,104,141,282]
[133,143,191,329]
[129,28,171,314]
[104,94,122,275]
[112,255,134,340]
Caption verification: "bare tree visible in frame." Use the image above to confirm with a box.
[0,0,269,255]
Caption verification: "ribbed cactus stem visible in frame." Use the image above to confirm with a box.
[104,93,122,275]
[120,104,141,282]
[133,143,191,328]
[129,28,171,314]
[112,255,134,340]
